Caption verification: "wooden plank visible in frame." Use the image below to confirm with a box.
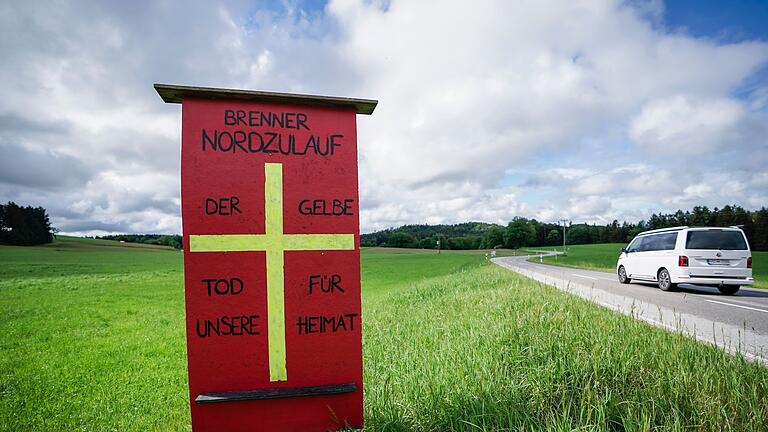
[194,383,358,404]
[154,83,378,115]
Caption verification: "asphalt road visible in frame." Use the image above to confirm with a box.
[492,254,768,363]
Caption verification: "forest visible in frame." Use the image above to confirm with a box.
[360,205,768,251]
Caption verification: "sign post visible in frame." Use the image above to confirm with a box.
[155,84,376,432]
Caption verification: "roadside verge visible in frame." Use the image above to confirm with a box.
[492,255,768,366]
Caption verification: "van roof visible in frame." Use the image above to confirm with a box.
[637,226,688,236]
[637,226,743,236]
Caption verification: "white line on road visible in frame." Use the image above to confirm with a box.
[706,296,768,309]
[704,299,768,314]
[571,274,598,281]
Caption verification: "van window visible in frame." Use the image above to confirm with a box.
[657,232,677,250]
[627,237,641,252]
[637,232,678,251]
[637,236,652,252]
[685,230,747,250]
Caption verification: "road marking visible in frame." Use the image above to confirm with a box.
[571,274,598,281]
[704,299,768,314]
[708,296,768,309]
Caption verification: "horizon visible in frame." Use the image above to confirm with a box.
[57,202,766,237]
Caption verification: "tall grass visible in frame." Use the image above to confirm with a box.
[363,265,768,431]
[1,240,767,430]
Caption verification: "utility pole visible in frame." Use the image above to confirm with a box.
[558,219,571,255]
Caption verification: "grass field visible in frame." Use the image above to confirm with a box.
[530,243,768,288]
[1,238,767,430]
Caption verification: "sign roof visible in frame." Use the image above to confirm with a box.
[154,83,378,115]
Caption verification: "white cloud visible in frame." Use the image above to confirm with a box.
[517,161,768,225]
[629,95,745,153]
[568,195,613,220]
[330,0,768,230]
[572,174,615,196]
[0,0,767,234]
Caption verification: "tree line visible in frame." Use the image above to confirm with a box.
[96,234,182,249]
[360,222,497,250]
[4,201,765,251]
[0,202,54,246]
[360,205,768,251]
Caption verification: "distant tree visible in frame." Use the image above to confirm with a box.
[0,205,7,242]
[727,205,754,243]
[481,226,505,249]
[360,237,376,247]
[546,229,561,245]
[752,208,768,251]
[689,206,713,226]
[446,237,463,250]
[435,234,448,250]
[158,235,182,249]
[387,232,418,248]
[0,202,54,246]
[504,218,536,249]
[566,224,593,245]
[647,213,667,230]
[604,220,622,243]
[448,236,481,250]
[626,221,646,241]
[418,237,436,249]
[715,205,736,227]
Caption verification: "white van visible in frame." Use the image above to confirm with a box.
[616,226,753,294]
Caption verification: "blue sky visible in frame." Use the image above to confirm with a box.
[662,0,768,110]
[260,0,768,42]
[0,0,766,234]
[664,0,768,42]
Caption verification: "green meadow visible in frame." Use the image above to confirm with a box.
[1,237,767,431]
[530,243,768,289]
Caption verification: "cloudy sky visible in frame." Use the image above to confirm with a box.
[1,0,767,235]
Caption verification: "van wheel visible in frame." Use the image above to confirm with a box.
[618,266,630,284]
[717,285,740,295]
[657,269,676,291]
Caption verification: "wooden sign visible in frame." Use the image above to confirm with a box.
[155,84,377,432]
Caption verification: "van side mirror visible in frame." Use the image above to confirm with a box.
[620,247,627,253]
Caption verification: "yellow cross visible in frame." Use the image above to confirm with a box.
[188,162,355,382]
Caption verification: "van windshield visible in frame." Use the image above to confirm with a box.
[685,230,747,250]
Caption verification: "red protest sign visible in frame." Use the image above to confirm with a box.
[155,84,376,432]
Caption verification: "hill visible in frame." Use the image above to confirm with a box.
[361,205,768,251]
[361,222,502,249]
[0,235,178,280]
